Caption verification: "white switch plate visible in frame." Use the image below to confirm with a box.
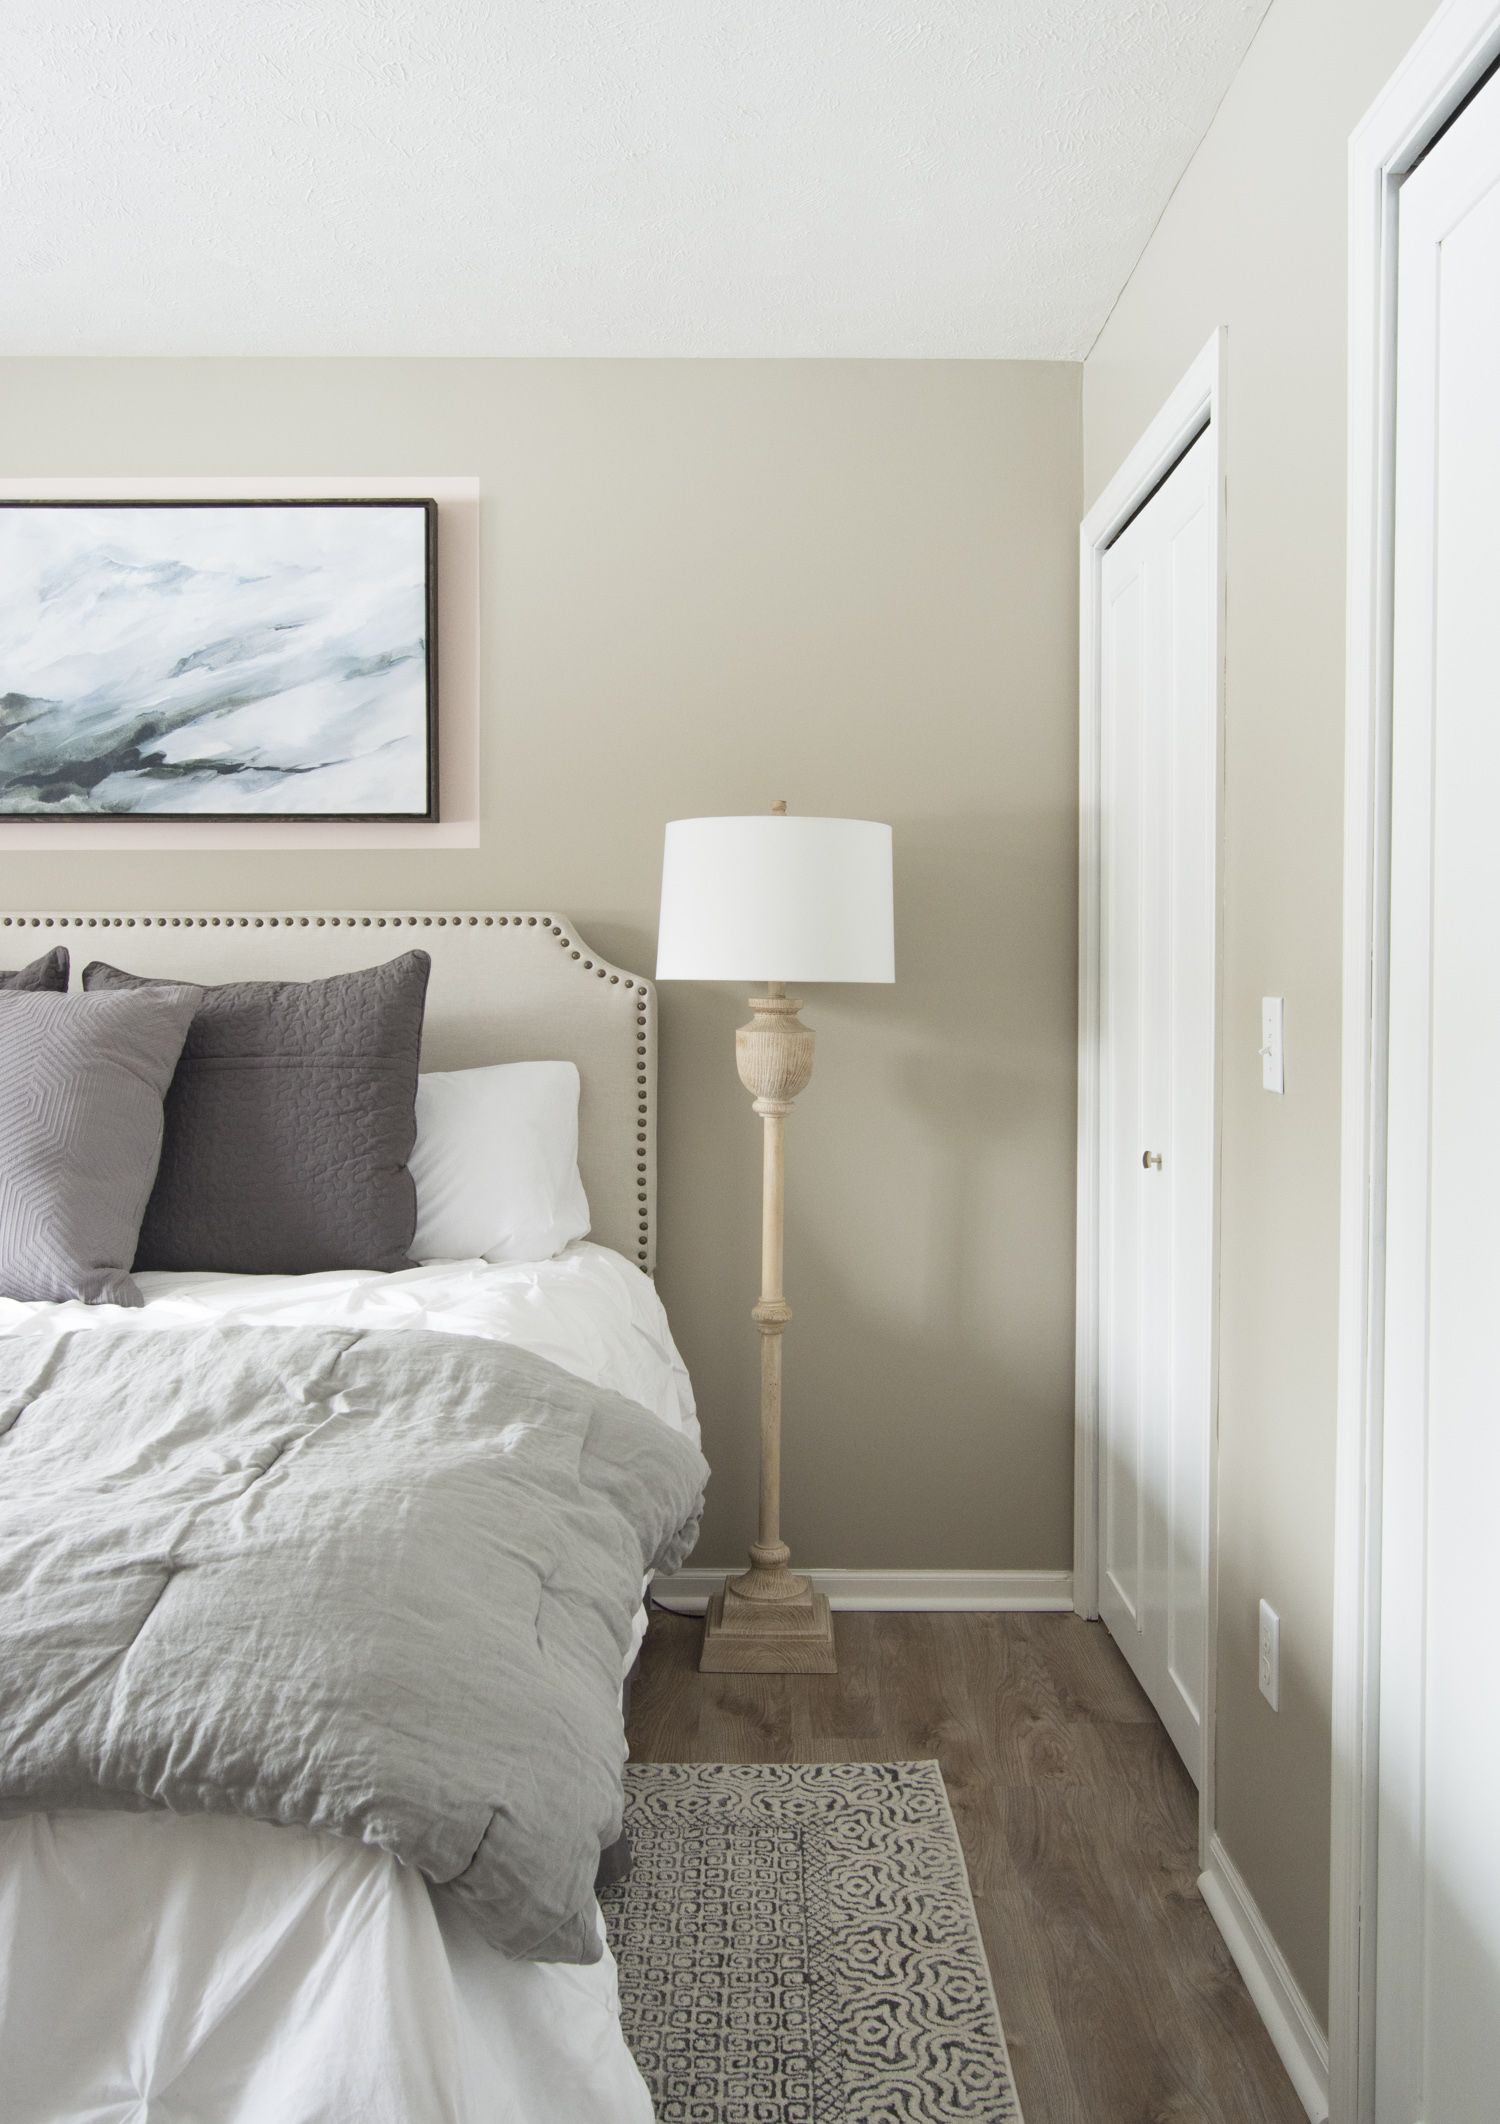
[1258,1599,1281,1710]
[1261,997,1285,1094]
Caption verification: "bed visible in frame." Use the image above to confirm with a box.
[0,910,699,2124]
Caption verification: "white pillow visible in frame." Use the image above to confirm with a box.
[409,1061,591,1266]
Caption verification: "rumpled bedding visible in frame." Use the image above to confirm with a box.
[0,1322,707,1963]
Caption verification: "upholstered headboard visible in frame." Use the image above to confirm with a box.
[0,911,657,1273]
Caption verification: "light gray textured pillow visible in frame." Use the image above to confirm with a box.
[0,946,69,992]
[0,985,200,1306]
[83,951,431,1275]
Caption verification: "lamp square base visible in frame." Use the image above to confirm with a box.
[698,1585,837,1674]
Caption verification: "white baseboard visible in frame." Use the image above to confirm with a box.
[653,1567,1074,1614]
[1198,1835,1330,2123]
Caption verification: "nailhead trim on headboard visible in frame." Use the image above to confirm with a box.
[2,911,657,1272]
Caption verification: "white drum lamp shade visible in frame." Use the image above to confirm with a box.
[656,815,895,984]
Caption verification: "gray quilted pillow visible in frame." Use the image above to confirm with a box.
[82,951,431,1275]
[0,985,200,1305]
[0,946,69,992]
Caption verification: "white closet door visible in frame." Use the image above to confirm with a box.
[1097,429,1216,1783]
[1377,65,1500,2124]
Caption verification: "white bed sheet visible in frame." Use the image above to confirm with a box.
[0,1240,699,1448]
[0,1243,690,2124]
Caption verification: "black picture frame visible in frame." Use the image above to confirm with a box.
[0,497,439,823]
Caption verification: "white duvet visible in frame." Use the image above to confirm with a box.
[0,1243,691,2124]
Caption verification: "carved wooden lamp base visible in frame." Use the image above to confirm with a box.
[698,961,837,1675]
[700,1591,836,1673]
[700,1552,836,1673]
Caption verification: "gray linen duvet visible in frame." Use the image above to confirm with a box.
[0,1325,707,1963]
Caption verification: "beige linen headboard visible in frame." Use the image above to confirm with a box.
[1,911,657,1273]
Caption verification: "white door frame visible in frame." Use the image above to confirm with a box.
[1333,6,1500,2120]
[1074,328,1227,1867]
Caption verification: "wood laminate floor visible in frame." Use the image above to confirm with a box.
[627,1609,1306,2124]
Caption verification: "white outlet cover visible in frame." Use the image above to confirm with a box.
[1261,997,1285,1094]
[1258,1598,1280,1711]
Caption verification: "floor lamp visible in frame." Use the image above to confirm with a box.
[656,804,895,1673]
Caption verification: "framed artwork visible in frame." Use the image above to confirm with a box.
[0,498,437,820]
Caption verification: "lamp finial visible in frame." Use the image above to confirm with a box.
[771,798,788,815]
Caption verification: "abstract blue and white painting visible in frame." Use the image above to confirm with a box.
[0,501,435,818]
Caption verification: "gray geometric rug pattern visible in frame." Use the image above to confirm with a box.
[603,1759,1023,2123]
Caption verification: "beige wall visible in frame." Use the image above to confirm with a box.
[1083,0,1437,2024]
[0,357,1082,1573]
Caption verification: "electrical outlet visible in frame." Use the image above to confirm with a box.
[1260,997,1285,1094]
[1258,1600,1280,1710]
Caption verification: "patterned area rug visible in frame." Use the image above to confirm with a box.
[602,1759,1023,2123]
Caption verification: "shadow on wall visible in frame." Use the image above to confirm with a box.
[1099,1412,1395,2052]
[894,1043,1040,1334]
[643,803,1080,1575]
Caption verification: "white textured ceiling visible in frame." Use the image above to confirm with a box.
[4,1,1270,359]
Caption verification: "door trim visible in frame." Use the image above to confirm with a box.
[1334,6,1500,2120]
[1075,329,1227,1870]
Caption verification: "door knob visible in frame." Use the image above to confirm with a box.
[1142,1150,1163,1170]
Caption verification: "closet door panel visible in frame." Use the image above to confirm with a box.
[1095,428,1215,1785]
[1377,73,1500,2122]
[1158,458,1215,1767]
[1098,533,1150,1648]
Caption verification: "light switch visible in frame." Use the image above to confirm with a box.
[1260,997,1285,1094]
